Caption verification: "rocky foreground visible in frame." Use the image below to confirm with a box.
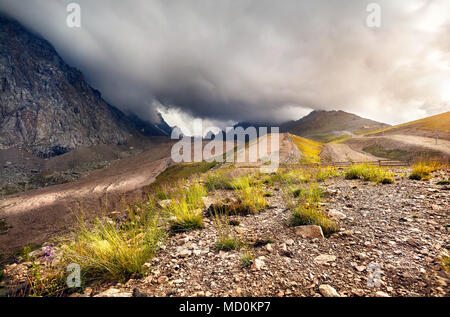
[2,168,449,297]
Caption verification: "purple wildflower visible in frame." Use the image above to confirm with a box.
[43,246,56,264]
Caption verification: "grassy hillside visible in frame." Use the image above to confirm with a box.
[368,111,450,135]
[290,134,323,164]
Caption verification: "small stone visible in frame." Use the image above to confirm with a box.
[178,249,192,258]
[356,265,366,272]
[375,291,390,297]
[314,254,337,265]
[265,244,273,252]
[252,257,265,270]
[319,284,340,297]
[157,276,169,284]
[83,287,93,296]
[132,288,148,297]
[285,239,295,246]
[327,209,347,220]
[94,288,132,297]
[294,225,324,239]
[173,279,184,284]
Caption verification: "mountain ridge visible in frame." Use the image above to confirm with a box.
[0,16,171,158]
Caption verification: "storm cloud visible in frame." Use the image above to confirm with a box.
[0,0,449,127]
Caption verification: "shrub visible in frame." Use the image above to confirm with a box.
[167,200,204,233]
[232,176,267,213]
[263,169,310,185]
[315,167,341,182]
[345,164,394,184]
[290,203,339,237]
[409,161,441,181]
[215,236,244,251]
[60,205,165,282]
[292,184,324,202]
[164,182,207,232]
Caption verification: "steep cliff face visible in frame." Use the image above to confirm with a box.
[0,16,170,158]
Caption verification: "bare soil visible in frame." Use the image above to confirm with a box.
[0,141,175,256]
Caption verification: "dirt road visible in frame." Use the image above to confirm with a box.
[0,142,174,255]
[386,135,450,156]
[320,143,383,163]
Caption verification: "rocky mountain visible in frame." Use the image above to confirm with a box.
[280,110,390,142]
[0,16,171,158]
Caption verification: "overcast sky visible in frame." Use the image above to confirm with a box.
[1,0,449,134]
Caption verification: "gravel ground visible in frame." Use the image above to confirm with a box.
[92,169,449,298]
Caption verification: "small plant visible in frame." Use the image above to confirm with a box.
[292,184,324,202]
[205,172,233,191]
[213,213,243,251]
[240,251,255,267]
[440,255,450,272]
[253,238,275,247]
[408,161,442,180]
[185,182,208,207]
[26,261,66,297]
[290,203,339,237]
[436,180,450,185]
[215,235,244,251]
[167,200,204,233]
[232,176,267,213]
[165,182,207,232]
[60,205,165,282]
[345,164,394,184]
[264,192,273,197]
[315,166,341,182]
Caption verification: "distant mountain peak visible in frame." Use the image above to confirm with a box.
[281,109,389,142]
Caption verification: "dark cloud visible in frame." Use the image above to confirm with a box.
[0,0,449,126]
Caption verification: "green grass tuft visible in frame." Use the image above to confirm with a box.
[213,213,243,251]
[232,176,267,213]
[60,203,165,283]
[345,164,394,184]
[290,203,339,237]
[240,251,255,267]
[408,161,441,181]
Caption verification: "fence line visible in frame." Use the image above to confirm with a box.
[280,159,409,168]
